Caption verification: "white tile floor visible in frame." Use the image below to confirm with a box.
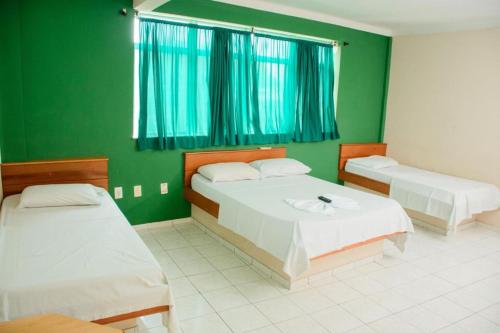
[134,221,500,333]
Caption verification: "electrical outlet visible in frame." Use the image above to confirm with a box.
[160,182,168,194]
[114,187,123,199]
[133,185,142,197]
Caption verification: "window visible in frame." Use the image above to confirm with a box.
[134,17,340,150]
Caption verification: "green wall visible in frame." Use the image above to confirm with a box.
[0,0,391,224]
[0,1,26,160]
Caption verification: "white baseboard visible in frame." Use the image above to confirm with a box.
[411,219,449,236]
[133,217,193,231]
[477,221,500,233]
[412,218,478,236]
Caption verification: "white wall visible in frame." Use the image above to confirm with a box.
[385,27,500,227]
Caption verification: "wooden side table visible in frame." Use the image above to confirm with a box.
[0,314,122,333]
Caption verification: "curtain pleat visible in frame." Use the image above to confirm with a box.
[209,29,230,146]
[296,43,321,141]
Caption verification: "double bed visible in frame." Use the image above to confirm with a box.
[338,143,500,234]
[0,158,178,332]
[184,148,413,288]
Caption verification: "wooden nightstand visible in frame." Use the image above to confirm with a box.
[0,314,122,333]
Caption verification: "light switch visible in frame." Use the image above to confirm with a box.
[114,187,123,199]
[133,185,142,197]
[160,182,168,194]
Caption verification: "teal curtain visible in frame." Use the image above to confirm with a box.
[252,34,297,143]
[208,28,230,146]
[138,18,212,149]
[137,18,340,150]
[295,42,339,141]
[227,30,260,145]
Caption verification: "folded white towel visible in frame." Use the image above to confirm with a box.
[284,199,336,216]
[284,194,360,216]
[322,193,360,210]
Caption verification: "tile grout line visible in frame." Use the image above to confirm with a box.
[139,221,500,333]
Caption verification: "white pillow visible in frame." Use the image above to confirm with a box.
[18,184,102,208]
[347,155,399,169]
[249,158,311,178]
[197,162,260,183]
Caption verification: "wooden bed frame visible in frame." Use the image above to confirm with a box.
[337,143,390,195]
[184,148,287,217]
[183,148,394,288]
[1,157,109,196]
[337,143,476,234]
[0,157,170,327]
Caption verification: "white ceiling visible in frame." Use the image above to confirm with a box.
[214,0,500,36]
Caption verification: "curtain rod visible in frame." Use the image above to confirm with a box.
[136,11,349,47]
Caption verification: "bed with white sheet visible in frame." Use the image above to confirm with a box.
[183,148,413,288]
[338,143,500,234]
[0,157,178,332]
[192,173,413,277]
[0,191,177,330]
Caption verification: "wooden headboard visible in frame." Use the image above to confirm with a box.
[338,143,387,171]
[184,148,286,188]
[1,157,109,196]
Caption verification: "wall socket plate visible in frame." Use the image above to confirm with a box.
[160,182,168,194]
[114,187,123,199]
[133,185,142,197]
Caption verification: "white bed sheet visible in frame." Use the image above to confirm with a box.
[0,191,178,331]
[345,162,395,184]
[345,161,500,229]
[191,174,413,278]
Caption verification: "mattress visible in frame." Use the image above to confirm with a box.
[0,190,178,331]
[191,174,413,278]
[345,161,500,228]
